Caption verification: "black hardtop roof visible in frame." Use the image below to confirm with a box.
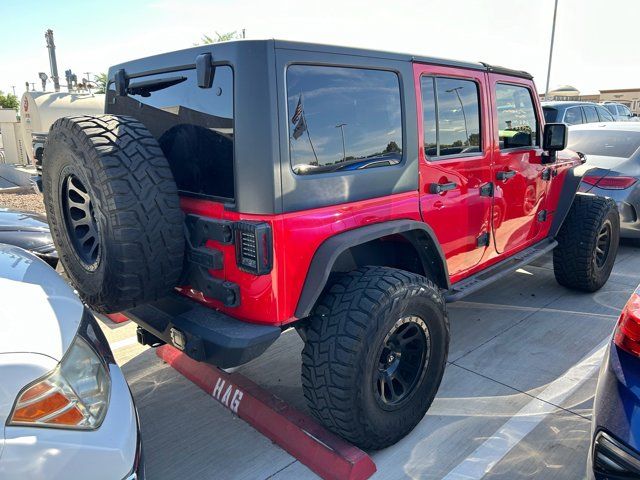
[109,39,533,80]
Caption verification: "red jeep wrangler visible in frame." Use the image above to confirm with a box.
[42,40,619,450]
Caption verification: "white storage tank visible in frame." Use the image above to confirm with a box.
[20,91,105,165]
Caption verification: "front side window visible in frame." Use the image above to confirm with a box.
[496,84,538,149]
[287,65,402,175]
[421,76,481,158]
[621,105,633,117]
[583,105,599,123]
[596,106,615,122]
[563,107,583,125]
[604,104,617,115]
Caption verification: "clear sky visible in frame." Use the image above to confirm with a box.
[1,0,638,97]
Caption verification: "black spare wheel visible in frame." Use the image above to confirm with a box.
[42,115,184,313]
[301,266,449,450]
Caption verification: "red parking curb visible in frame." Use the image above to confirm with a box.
[156,345,377,480]
[105,312,129,324]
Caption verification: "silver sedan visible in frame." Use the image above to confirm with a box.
[570,122,640,239]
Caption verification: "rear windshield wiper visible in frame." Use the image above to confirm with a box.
[127,76,187,97]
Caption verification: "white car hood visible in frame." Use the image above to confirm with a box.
[0,244,84,361]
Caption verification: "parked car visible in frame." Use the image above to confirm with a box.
[543,101,615,125]
[0,209,57,267]
[601,102,638,122]
[589,284,640,479]
[0,244,143,480]
[41,40,619,449]
[569,123,640,239]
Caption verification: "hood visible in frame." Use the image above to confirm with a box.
[0,244,83,361]
[0,209,56,256]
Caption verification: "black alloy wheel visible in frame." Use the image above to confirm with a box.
[375,315,430,408]
[61,173,101,268]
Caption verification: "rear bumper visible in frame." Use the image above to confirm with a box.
[124,294,281,368]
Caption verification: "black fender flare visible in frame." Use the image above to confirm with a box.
[548,163,596,238]
[294,220,449,318]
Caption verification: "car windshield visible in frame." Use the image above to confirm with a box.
[543,107,558,123]
[568,130,640,158]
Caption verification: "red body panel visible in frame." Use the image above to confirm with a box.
[178,192,421,326]
[177,63,582,327]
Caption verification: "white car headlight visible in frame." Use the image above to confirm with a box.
[8,335,111,429]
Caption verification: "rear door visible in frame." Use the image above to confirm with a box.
[489,76,547,254]
[416,64,493,277]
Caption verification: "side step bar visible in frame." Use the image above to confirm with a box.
[445,239,558,302]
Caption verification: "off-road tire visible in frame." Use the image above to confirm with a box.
[42,115,184,313]
[301,266,449,450]
[553,194,619,292]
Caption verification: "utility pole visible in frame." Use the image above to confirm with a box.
[335,123,347,162]
[447,86,469,146]
[544,0,559,100]
[45,29,60,93]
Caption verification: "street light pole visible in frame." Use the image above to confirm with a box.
[446,87,469,146]
[544,0,559,100]
[336,123,347,162]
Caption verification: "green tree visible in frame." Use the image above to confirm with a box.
[94,73,107,94]
[0,91,19,110]
[196,31,241,45]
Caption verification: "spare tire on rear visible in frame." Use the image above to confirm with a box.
[42,115,184,313]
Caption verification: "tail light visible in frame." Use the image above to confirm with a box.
[234,221,272,275]
[584,175,637,190]
[614,292,640,356]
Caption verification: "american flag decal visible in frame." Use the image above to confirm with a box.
[291,96,303,124]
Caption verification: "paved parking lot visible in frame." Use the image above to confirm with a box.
[99,242,640,480]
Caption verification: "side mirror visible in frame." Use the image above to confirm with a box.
[543,123,567,151]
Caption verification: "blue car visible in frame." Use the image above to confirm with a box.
[590,285,640,478]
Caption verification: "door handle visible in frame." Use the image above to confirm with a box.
[429,182,457,194]
[497,170,516,181]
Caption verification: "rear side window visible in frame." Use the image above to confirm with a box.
[421,76,482,158]
[108,67,234,200]
[596,106,615,122]
[604,104,617,115]
[286,65,402,175]
[564,107,583,125]
[495,84,538,149]
[583,105,599,123]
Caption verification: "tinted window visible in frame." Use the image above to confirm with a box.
[604,104,617,115]
[563,107,583,125]
[543,107,558,123]
[496,84,538,149]
[568,130,640,158]
[108,67,234,200]
[421,76,481,158]
[596,106,615,122]
[621,105,632,117]
[583,105,599,123]
[287,65,402,175]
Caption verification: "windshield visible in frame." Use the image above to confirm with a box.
[568,130,640,158]
[543,107,558,123]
